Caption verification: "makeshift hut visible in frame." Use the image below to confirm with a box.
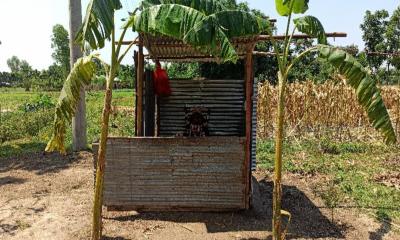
[94,32,346,212]
[93,32,258,211]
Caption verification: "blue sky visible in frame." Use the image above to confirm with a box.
[0,0,398,72]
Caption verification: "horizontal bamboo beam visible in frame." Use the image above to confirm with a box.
[253,51,276,56]
[366,51,400,57]
[116,32,347,46]
[257,32,347,41]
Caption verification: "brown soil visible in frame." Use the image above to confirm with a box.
[0,152,398,240]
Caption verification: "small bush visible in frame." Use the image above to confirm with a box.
[0,109,54,143]
[19,94,55,112]
[320,139,340,154]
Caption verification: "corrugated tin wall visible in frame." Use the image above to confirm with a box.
[158,78,258,170]
[251,79,258,171]
[98,137,247,211]
[159,79,245,137]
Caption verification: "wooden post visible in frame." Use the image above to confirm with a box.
[137,36,144,136]
[244,50,254,209]
[144,69,155,136]
[133,51,138,135]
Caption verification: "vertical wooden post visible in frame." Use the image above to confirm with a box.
[137,36,144,136]
[144,70,155,136]
[244,50,254,209]
[133,51,138,135]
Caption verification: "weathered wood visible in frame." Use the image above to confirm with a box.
[94,137,247,211]
[134,50,138,135]
[144,69,155,136]
[136,36,144,136]
[244,51,254,209]
[107,205,242,212]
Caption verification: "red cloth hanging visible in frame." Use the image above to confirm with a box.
[153,61,171,96]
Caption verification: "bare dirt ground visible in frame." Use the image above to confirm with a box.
[0,151,399,240]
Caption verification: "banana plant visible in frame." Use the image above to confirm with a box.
[269,1,397,239]
[44,0,269,239]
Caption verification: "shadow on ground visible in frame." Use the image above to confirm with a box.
[0,144,90,175]
[0,176,26,187]
[369,212,392,240]
[106,178,348,239]
[102,237,130,240]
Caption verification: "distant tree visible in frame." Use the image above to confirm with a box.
[117,64,135,88]
[167,62,200,79]
[0,71,20,86]
[6,56,20,73]
[51,24,71,77]
[289,39,318,81]
[360,10,389,74]
[386,7,400,70]
[6,56,33,90]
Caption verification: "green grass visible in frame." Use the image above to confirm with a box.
[257,138,400,223]
[0,88,135,156]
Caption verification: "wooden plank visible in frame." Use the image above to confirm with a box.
[136,36,144,136]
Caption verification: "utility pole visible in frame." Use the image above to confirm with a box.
[69,0,87,150]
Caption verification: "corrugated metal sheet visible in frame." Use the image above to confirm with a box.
[251,79,259,171]
[98,137,246,211]
[159,79,245,137]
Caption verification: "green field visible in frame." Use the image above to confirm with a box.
[258,138,400,224]
[0,88,135,157]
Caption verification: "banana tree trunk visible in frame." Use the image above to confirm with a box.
[92,70,116,240]
[273,71,287,240]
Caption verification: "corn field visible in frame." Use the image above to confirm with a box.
[257,81,400,142]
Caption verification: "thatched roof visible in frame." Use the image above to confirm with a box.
[141,33,258,63]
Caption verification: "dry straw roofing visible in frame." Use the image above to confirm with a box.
[141,33,258,62]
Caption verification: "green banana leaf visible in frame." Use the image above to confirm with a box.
[275,0,309,16]
[45,55,98,153]
[133,4,269,63]
[318,45,397,144]
[140,0,227,15]
[294,15,327,44]
[75,0,122,50]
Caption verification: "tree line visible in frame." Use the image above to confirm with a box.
[0,24,135,91]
